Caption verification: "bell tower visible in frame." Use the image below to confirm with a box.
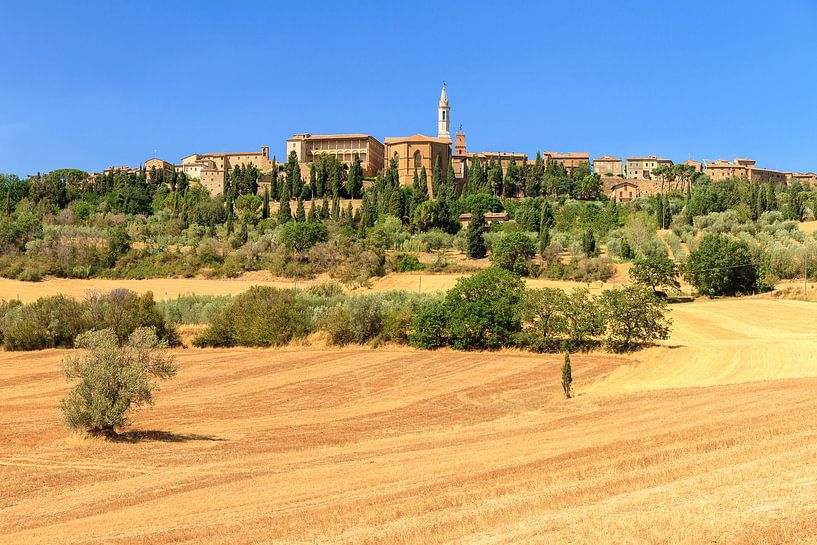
[438,82,451,140]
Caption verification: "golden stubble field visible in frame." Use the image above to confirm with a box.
[2,298,817,544]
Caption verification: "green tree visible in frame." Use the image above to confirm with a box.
[491,232,536,276]
[278,221,328,252]
[685,234,757,296]
[564,288,605,349]
[561,352,572,399]
[582,229,597,256]
[277,179,292,224]
[601,286,672,352]
[521,288,569,351]
[295,197,306,222]
[409,267,524,350]
[629,255,680,295]
[466,210,487,259]
[348,153,363,198]
[234,193,262,228]
[60,328,177,437]
[262,186,270,219]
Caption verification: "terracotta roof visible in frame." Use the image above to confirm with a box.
[626,156,672,162]
[384,134,452,144]
[593,156,623,162]
[289,133,376,141]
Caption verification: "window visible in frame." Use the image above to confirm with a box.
[414,150,422,169]
[442,111,446,120]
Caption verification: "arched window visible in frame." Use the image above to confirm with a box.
[413,150,422,169]
[442,110,446,121]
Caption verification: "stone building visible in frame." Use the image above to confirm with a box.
[144,158,175,179]
[181,146,273,195]
[383,134,452,191]
[625,156,673,180]
[383,84,453,192]
[545,152,592,175]
[285,133,385,177]
[705,158,788,185]
[592,156,623,176]
[791,172,817,185]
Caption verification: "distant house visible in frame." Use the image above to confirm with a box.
[458,211,510,230]
[609,180,641,202]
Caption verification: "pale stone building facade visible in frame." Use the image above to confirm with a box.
[285,134,384,177]
[181,146,272,194]
[593,156,623,176]
[625,156,673,180]
[705,158,788,185]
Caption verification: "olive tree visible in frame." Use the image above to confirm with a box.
[601,285,671,352]
[60,327,177,437]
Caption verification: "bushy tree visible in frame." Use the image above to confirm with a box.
[194,287,311,347]
[520,288,569,351]
[491,232,536,275]
[60,327,177,437]
[278,221,328,252]
[685,234,757,296]
[466,210,486,259]
[629,255,680,295]
[410,267,524,350]
[601,285,671,351]
[564,288,605,349]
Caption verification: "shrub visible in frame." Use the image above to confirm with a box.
[390,253,424,272]
[685,234,758,296]
[601,286,672,351]
[304,281,345,298]
[466,210,487,259]
[60,327,176,437]
[410,267,524,350]
[83,290,178,345]
[278,221,328,252]
[491,232,536,276]
[157,294,233,325]
[320,296,384,345]
[1,295,87,350]
[193,286,311,347]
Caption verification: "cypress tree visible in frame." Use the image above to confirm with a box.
[419,166,429,197]
[331,196,340,221]
[295,197,305,222]
[321,196,330,220]
[447,157,456,192]
[308,200,317,223]
[262,187,270,219]
[539,199,554,232]
[466,210,487,259]
[277,180,291,224]
[766,183,777,211]
[561,352,573,399]
[345,200,354,225]
[412,168,420,192]
[348,153,363,198]
[431,155,442,197]
[582,228,596,256]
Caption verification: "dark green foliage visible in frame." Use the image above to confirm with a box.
[629,255,680,295]
[459,193,503,214]
[600,285,672,352]
[491,233,536,275]
[466,210,487,259]
[279,221,328,252]
[410,267,524,350]
[193,286,311,347]
[581,229,597,256]
[390,253,425,272]
[561,352,572,399]
[685,234,758,296]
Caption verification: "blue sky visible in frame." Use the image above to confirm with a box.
[1,0,816,176]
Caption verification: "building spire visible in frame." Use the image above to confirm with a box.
[438,82,451,140]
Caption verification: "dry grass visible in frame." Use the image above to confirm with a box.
[2,298,817,544]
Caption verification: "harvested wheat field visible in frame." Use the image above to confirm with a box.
[2,298,817,544]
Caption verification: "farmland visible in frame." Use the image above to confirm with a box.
[2,297,817,544]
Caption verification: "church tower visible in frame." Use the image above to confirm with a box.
[438,83,451,140]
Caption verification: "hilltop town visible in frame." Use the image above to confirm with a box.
[97,84,817,203]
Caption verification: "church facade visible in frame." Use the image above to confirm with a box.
[383,84,453,193]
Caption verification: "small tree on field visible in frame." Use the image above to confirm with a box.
[466,210,487,259]
[629,255,680,295]
[561,351,573,399]
[685,234,757,296]
[60,328,177,437]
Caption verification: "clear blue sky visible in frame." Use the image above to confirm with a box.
[2,0,816,177]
